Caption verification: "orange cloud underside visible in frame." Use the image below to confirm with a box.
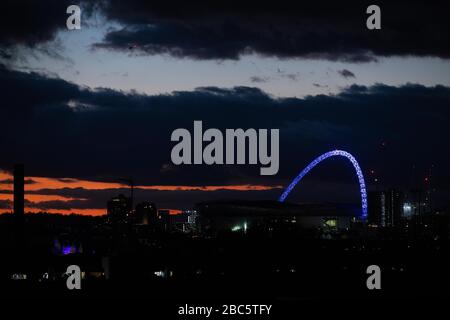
[15,208,105,216]
[0,170,281,216]
[0,194,85,202]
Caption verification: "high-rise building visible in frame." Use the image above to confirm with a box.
[13,164,24,218]
[158,209,171,232]
[385,189,404,227]
[135,202,157,225]
[368,191,385,226]
[368,189,404,227]
[107,194,131,223]
[167,210,199,233]
[185,210,198,225]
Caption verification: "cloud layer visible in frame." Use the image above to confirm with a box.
[1,65,450,212]
[93,1,450,61]
[1,1,450,62]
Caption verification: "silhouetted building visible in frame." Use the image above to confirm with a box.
[368,189,404,227]
[158,209,171,232]
[135,202,157,225]
[197,200,356,234]
[185,209,198,225]
[404,189,429,217]
[368,191,385,226]
[13,164,25,250]
[386,189,404,227]
[107,194,131,223]
[13,164,24,218]
[169,210,199,233]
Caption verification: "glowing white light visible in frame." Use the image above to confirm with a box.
[231,225,241,232]
[154,271,166,277]
[403,203,412,216]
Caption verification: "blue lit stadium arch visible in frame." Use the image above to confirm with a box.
[278,150,368,220]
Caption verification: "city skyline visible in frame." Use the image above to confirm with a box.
[0,1,448,307]
[1,1,450,216]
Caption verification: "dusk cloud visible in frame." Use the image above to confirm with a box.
[338,69,356,79]
[1,66,450,192]
[93,1,450,62]
[1,1,449,63]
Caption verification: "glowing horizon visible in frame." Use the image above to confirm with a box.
[0,170,282,216]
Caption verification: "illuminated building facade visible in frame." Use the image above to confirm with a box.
[14,164,24,218]
[197,200,355,234]
[368,189,404,227]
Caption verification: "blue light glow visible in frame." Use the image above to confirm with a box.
[278,150,368,220]
[62,245,76,255]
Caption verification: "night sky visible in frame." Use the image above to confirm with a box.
[1,0,450,214]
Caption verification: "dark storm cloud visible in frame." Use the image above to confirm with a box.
[0,0,450,62]
[338,69,356,79]
[1,1,449,62]
[2,65,450,201]
[93,0,450,61]
[0,1,97,56]
[1,0,68,47]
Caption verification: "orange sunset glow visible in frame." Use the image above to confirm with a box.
[0,170,281,216]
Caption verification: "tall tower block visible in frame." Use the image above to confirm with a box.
[14,164,24,218]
